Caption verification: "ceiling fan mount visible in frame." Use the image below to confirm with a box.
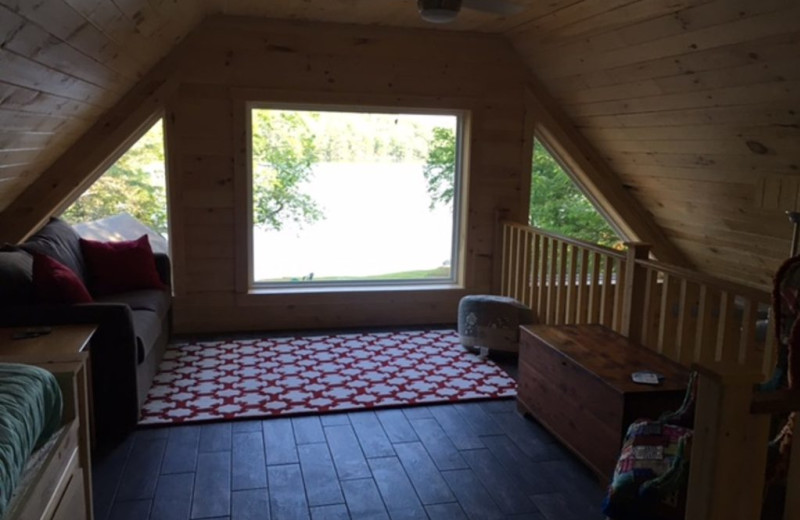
[416,0,524,24]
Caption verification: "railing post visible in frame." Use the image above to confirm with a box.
[686,363,771,520]
[621,242,650,342]
[492,209,511,295]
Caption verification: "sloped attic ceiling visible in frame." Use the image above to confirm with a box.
[1,0,799,288]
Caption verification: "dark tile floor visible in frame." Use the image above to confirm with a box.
[92,400,607,520]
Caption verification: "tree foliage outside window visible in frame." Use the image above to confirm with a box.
[422,128,619,247]
[422,126,456,210]
[530,139,620,247]
[251,110,324,231]
[62,120,167,234]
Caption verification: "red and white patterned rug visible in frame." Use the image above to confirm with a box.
[139,329,517,425]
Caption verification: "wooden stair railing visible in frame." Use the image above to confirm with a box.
[498,220,790,519]
[499,221,775,378]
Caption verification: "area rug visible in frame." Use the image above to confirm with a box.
[139,329,516,425]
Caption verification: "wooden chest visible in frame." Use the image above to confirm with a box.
[517,324,691,481]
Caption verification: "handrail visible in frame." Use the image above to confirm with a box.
[636,259,771,304]
[502,220,625,259]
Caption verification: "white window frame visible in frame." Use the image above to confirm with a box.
[247,102,466,290]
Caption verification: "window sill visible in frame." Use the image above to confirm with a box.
[248,282,463,295]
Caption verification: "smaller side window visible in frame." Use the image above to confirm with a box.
[530,138,620,248]
[61,119,169,245]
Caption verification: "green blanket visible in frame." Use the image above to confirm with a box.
[0,363,63,516]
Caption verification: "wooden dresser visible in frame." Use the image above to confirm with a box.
[517,324,691,481]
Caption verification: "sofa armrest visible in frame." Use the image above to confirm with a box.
[154,252,171,287]
[0,302,133,331]
[0,303,140,445]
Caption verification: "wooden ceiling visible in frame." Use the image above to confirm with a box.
[1,0,798,288]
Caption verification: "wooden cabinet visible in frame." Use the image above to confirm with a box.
[517,324,690,481]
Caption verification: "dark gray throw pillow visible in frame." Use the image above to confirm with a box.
[0,247,34,305]
[21,218,88,283]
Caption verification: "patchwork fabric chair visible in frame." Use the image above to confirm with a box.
[457,295,535,353]
[601,373,697,520]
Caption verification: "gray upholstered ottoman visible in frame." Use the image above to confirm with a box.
[458,295,536,353]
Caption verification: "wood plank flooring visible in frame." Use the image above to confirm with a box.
[92,401,606,520]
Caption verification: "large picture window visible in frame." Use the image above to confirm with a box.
[249,106,463,288]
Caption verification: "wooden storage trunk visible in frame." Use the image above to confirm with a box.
[517,324,690,480]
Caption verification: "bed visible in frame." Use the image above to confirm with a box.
[0,361,92,520]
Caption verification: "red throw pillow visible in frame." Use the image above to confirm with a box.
[32,252,93,304]
[80,235,166,296]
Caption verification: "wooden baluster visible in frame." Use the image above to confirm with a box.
[587,251,601,323]
[547,238,558,324]
[686,363,771,520]
[515,227,526,302]
[716,291,734,363]
[694,285,710,364]
[509,227,522,300]
[530,233,542,317]
[565,245,578,325]
[500,224,509,297]
[657,272,679,357]
[621,242,650,342]
[555,241,567,325]
[640,268,658,348]
[521,230,532,309]
[600,255,614,328]
[575,247,588,325]
[676,281,699,366]
[737,299,756,368]
[537,236,549,321]
[612,258,626,334]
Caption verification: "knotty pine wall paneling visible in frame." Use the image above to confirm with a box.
[167,17,531,334]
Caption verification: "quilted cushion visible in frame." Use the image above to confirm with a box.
[602,421,692,520]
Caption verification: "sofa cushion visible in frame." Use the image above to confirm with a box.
[0,248,34,306]
[95,289,170,320]
[131,310,162,364]
[21,218,88,284]
[32,253,93,305]
[80,235,166,297]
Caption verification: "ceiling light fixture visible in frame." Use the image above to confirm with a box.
[418,0,461,24]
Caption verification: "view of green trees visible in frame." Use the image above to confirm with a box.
[423,127,619,247]
[251,110,324,231]
[62,120,168,234]
[62,110,619,250]
[529,139,620,247]
[250,110,456,232]
[422,127,457,210]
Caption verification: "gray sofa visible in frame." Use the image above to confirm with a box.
[0,218,171,446]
